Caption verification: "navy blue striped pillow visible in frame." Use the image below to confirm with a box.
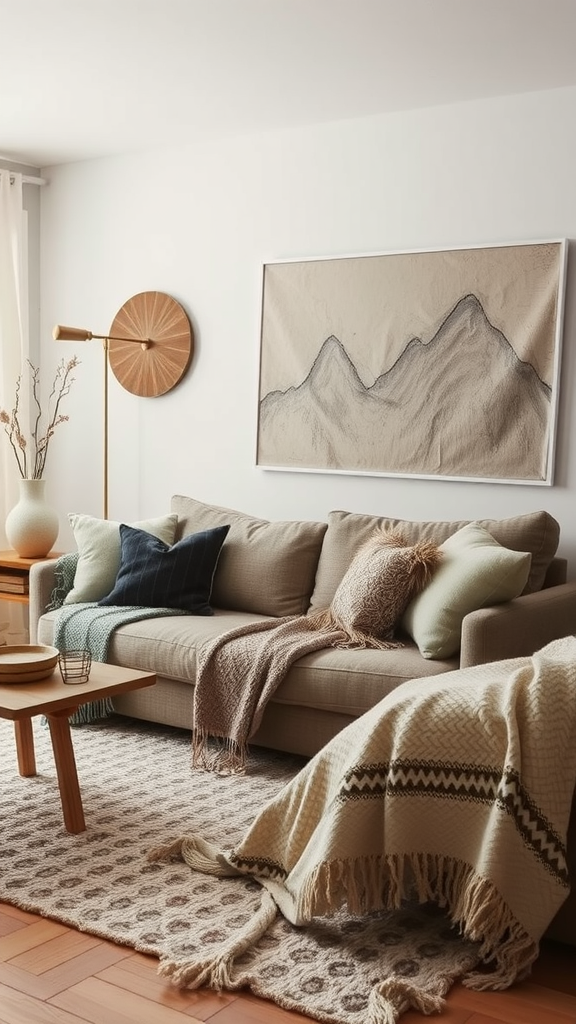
[98,523,230,613]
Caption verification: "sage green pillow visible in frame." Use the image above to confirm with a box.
[402,523,532,660]
[64,512,178,604]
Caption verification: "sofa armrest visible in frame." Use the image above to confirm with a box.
[28,560,60,644]
[460,582,576,668]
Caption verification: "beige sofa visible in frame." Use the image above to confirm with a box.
[29,494,576,945]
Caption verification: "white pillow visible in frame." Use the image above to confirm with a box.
[402,523,532,660]
[63,512,179,604]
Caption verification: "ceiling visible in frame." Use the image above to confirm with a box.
[2,0,576,169]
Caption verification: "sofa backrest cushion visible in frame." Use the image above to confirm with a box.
[171,495,327,617]
[309,508,559,613]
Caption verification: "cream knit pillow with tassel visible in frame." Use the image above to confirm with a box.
[310,527,442,649]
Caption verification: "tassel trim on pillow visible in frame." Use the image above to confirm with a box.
[308,528,442,649]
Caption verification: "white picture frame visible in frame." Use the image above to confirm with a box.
[256,239,567,485]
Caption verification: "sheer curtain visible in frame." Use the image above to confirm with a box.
[0,169,30,641]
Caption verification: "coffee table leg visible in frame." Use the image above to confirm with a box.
[46,710,86,834]
[14,718,36,776]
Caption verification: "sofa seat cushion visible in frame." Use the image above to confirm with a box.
[171,495,327,618]
[38,608,271,682]
[37,607,455,719]
[309,509,559,613]
[267,643,457,717]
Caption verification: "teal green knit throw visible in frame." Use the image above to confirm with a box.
[49,553,188,725]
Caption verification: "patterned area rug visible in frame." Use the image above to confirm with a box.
[0,715,481,1024]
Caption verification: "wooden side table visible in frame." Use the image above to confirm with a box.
[0,661,156,833]
[0,550,62,605]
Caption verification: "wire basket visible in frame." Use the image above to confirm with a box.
[58,649,92,684]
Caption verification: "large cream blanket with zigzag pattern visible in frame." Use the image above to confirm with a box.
[151,636,576,1022]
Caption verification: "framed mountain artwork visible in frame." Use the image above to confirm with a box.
[255,239,567,485]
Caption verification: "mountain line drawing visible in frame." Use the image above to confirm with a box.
[257,294,552,480]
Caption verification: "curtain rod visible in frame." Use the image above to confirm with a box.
[2,171,47,186]
[21,174,47,186]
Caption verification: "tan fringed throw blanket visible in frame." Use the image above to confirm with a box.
[192,528,440,772]
[153,636,576,1022]
[192,615,349,772]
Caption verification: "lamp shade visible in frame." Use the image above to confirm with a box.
[52,325,94,342]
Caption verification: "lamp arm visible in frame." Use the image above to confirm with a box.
[53,325,150,348]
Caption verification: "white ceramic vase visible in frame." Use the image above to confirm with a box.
[5,478,59,558]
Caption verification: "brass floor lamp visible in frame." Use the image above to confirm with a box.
[53,291,193,519]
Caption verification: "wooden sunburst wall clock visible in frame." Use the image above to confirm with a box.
[107,291,193,397]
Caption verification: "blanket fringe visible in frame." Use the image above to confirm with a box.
[192,728,247,775]
[148,845,538,993]
[68,698,115,725]
[298,853,405,919]
[294,851,538,987]
[157,890,278,990]
[367,978,445,1024]
[425,855,539,988]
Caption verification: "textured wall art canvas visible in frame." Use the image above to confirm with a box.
[256,240,567,484]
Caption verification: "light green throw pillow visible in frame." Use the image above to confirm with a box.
[63,512,178,604]
[402,523,532,660]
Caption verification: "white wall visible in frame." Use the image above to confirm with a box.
[39,85,576,573]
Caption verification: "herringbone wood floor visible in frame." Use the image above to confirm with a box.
[0,902,575,1024]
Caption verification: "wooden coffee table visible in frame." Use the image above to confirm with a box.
[0,661,156,834]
